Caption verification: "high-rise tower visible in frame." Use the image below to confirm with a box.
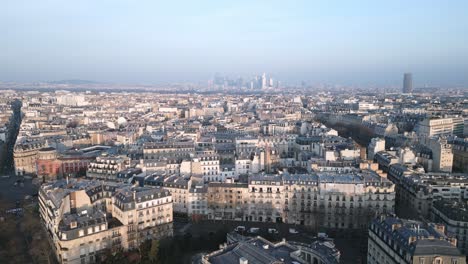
[403,73,413,93]
[261,73,267,90]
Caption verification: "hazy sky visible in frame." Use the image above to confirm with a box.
[2,0,468,86]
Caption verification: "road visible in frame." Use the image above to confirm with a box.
[0,175,39,203]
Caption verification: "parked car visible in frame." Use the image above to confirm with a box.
[289,228,299,234]
[234,226,246,232]
[268,228,279,234]
[248,227,260,234]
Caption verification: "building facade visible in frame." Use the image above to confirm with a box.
[368,216,464,264]
[39,179,173,264]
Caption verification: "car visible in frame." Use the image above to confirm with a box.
[318,232,328,239]
[289,228,299,234]
[248,227,260,234]
[268,228,279,234]
[234,226,246,232]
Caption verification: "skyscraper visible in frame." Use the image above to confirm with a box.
[261,73,267,89]
[403,73,413,93]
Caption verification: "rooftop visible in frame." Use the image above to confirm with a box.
[372,216,462,256]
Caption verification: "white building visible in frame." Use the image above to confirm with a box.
[368,138,385,161]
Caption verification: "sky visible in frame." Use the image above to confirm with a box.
[1,0,468,86]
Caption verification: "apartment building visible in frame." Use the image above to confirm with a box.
[86,155,129,180]
[39,179,173,264]
[14,140,46,175]
[175,170,396,230]
[416,117,460,137]
[247,175,284,222]
[368,216,464,264]
[283,171,394,229]
[450,137,468,173]
[188,183,208,221]
[388,163,468,220]
[143,140,195,159]
[206,182,249,221]
[424,137,453,172]
[368,137,385,160]
[193,153,220,176]
[432,200,468,255]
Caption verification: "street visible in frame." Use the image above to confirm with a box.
[0,175,39,203]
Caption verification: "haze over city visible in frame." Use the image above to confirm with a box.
[1,2,468,264]
[2,0,468,86]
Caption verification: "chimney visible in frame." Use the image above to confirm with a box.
[239,257,248,264]
[449,237,458,247]
[434,224,446,234]
[408,236,417,244]
[391,223,401,231]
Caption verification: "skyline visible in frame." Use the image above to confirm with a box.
[2,0,468,86]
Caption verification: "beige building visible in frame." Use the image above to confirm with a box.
[283,172,394,229]
[424,137,453,172]
[181,170,395,230]
[192,154,220,177]
[86,154,130,180]
[14,140,46,175]
[247,175,284,222]
[416,117,459,137]
[161,176,190,214]
[39,179,173,264]
[206,182,249,221]
[143,140,195,160]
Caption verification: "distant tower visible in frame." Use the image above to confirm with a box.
[261,73,267,90]
[403,73,413,93]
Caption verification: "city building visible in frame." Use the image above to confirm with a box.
[283,171,394,229]
[86,155,130,181]
[368,216,464,264]
[450,137,468,173]
[403,73,413,94]
[368,137,385,160]
[424,137,454,172]
[388,163,468,220]
[416,117,464,138]
[432,200,468,254]
[39,179,173,264]
[14,140,46,176]
[203,232,340,264]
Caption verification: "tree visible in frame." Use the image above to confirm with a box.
[148,239,159,263]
